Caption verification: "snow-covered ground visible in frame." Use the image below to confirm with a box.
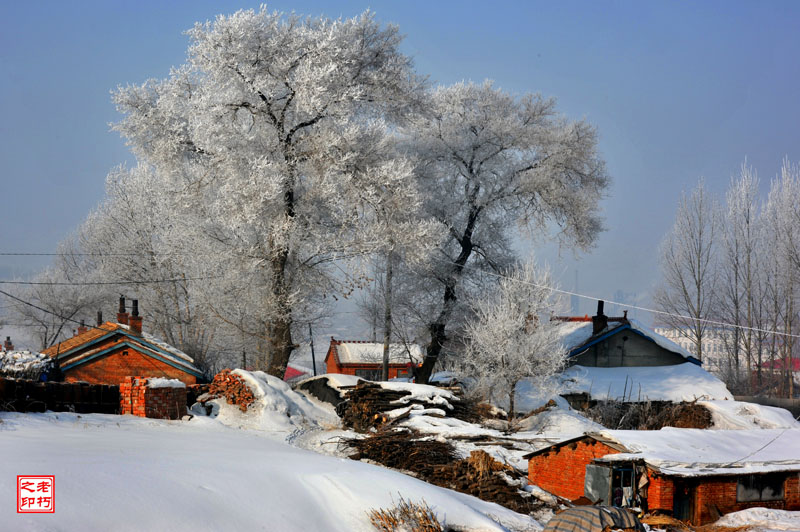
[559,362,733,402]
[4,368,798,531]
[715,508,800,531]
[0,411,541,531]
[702,399,800,429]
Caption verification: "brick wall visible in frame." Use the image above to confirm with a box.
[646,473,674,512]
[64,345,197,386]
[691,474,800,525]
[786,474,800,509]
[527,439,620,501]
[325,359,410,379]
[119,377,187,420]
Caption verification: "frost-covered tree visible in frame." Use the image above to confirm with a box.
[75,165,221,372]
[463,261,567,420]
[7,239,105,350]
[718,163,762,391]
[654,180,718,362]
[112,8,424,377]
[763,160,800,397]
[403,81,609,382]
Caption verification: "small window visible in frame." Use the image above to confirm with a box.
[354,368,381,380]
[737,474,784,502]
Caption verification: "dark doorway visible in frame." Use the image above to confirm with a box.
[673,480,695,522]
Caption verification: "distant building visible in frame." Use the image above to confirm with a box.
[553,301,731,403]
[652,326,730,374]
[555,301,700,369]
[324,338,423,380]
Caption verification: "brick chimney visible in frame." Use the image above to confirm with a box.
[592,300,608,335]
[3,336,13,351]
[77,319,88,335]
[117,296,129,325]
[129,299,143,335]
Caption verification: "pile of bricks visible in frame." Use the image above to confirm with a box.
[119,376,187,420]
[202,369,255,413]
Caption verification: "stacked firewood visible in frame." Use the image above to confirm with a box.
[345,429,457,478]
[344,430,545,515]
[336,382,477,432]
[201,369,255,413]
[433,451,540,514]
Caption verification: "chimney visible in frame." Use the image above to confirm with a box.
[97,310,103,327]
[77,319,88,335]
[117,296,129,325]
[3,336,13,351]
[592,300,608,335]
[129,299,143,335]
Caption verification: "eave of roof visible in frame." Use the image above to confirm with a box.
[44,321,201,375]
[59,339,204,378]
[567,323,701,366]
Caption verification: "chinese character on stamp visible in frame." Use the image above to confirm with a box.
[17,475,55,513]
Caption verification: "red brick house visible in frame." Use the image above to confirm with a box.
[42,298,203,386]
[525,428,800,525]
[324,338,423,380]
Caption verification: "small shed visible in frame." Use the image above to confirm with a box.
[525,428,800,525]
[324,338,423,380]
[41,298,203,386]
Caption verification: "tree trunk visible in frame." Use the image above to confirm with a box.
[265,246,294,378]
[381,250,393,381]
[418,203,481,384]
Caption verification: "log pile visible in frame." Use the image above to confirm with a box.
[346,429,457,478]
[201,369,255,413]
[344,430,545,515]
[432,450,542,514]
[336,382,477,432]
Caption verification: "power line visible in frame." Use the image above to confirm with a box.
[0,275,220,286]
[0,288,119,339]
[434,257,800,341]
[0,252,202,257]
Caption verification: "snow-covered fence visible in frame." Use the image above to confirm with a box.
[0,378,119,413]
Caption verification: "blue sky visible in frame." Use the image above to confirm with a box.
[2,1,799,332]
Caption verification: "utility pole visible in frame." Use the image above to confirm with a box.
[309,323,317,376]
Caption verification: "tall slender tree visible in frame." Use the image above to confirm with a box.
[654,180,718,362]
[402,81,609,382]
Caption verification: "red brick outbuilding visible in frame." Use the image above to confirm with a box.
[324,338,422,380]
[42,299,203,386]
[525,429,800,525]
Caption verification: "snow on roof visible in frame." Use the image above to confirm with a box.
[137,328,195,364]
[555,321,597,351]
[560,362,732,402]
[332,341,423,365]
[553,318,697,363]
[626,319,698,361]
[0,350,50,374]
[592,427,800,476]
